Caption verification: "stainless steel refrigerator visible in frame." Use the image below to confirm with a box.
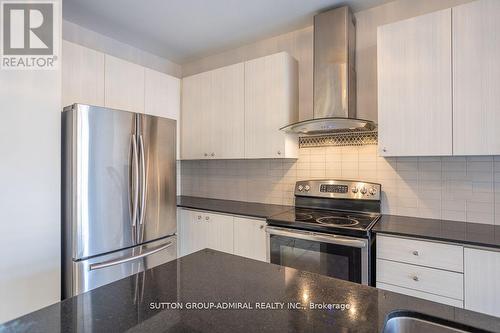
[62,104,177,299]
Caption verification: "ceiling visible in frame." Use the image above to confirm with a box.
[63,0,389,64]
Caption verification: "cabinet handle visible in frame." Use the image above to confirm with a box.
[259,225,264,229]
[382,148,387,153]
[204,153,208,157]
[412,250,419,256]
[211,152,215,157]
[277,151,282,155]
[412,275,419,282]
[205,216,210,221]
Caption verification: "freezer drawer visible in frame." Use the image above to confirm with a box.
[65,235,177,298]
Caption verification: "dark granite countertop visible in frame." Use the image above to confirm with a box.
[2,250,500,333]
[177,196,292,219]
[373,214,500,249]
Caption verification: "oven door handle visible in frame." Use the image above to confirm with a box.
[265,226,367,248]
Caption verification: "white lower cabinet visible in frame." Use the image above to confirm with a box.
[377,259,463,301]
[376,235,464,308]
[178,208,268,262]
[178,208,207,256]
[178,209,233,256]
[233,217,267,262]
[464,248,500,317]
[205,212,234,254]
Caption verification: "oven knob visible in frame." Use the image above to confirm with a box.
[351,187,358,193]
[304,185,310,191]
[297,185,304,191]
[360,187,367,194]
[369,187,377,195]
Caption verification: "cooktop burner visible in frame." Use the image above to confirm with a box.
[316,216,360,226]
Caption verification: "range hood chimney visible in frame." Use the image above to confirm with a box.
[281,6,376,135]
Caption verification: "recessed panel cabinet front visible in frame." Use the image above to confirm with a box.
[377,9,452,156]
[453,0,500,155]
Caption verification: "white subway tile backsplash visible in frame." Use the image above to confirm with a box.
[180,145,500,225]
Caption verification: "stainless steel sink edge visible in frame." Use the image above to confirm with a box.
[382,310,493,333]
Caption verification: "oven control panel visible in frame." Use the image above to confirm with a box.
[295,180,381,201]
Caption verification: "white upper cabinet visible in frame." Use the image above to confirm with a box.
[62,40,104,107]
[453,0,500,155]
[181,52,298,160]
[63,42,182,160]
[104,55,145,113]
[145,68,181,159]
[245,52,299,159]
[377,9,452,157]
[181,63,245,160]
[181,71,212,159]
[210,64,245,159]
[464,248,500,317]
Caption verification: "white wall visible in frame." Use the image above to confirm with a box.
[0,2,62,324]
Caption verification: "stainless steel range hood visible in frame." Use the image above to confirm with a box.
[281,6,376,135]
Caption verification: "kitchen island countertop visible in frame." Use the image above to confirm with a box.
[1,249,499,333]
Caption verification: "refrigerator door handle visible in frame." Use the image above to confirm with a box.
[88,241,173,271]
[138,134,146,227]
[131,134,139,228]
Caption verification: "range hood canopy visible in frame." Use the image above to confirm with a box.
[280,117,376,135]
[281,6,376,135]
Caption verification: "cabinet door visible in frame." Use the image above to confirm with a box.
[145,68,181,159]
[377,9,452,156]
[104,55,145,113]
[453,0,500,155]
[209,63,245,159]
[178,209,208,256]
[234,217,267,262]
[245,52,298,159]
[62,41,104,107]
[464,248,500,317]
[181,71,210,159]
[206,212,234,254]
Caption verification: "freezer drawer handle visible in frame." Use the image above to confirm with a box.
[89,241,173,271]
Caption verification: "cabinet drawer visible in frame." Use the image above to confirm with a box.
[377,282,463,308]
[377,235,463,272]
[377,259,463,300]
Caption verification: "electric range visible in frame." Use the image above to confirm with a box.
[266,179,382,285]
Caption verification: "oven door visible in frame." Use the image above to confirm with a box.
[266,226,369,284]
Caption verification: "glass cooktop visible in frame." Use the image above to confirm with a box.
[267,208,381,237]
